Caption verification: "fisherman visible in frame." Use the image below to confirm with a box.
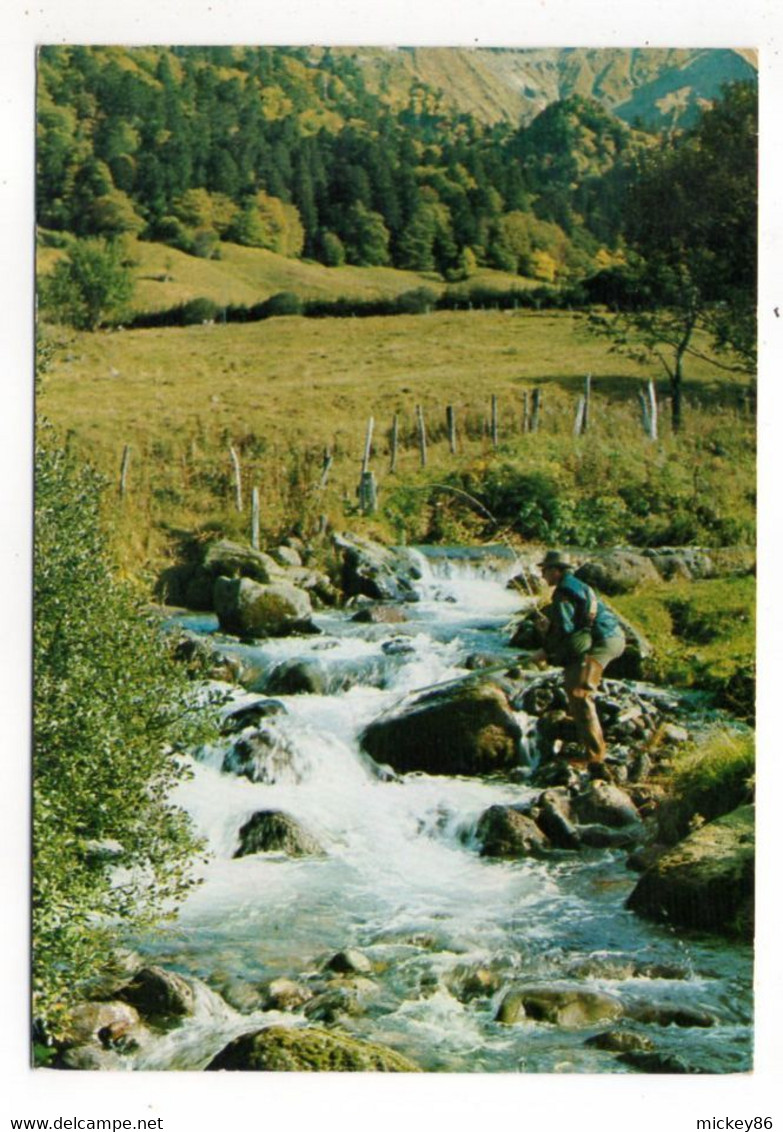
[529,550,625,769]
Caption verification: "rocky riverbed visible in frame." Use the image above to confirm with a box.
[53,535,754,1074]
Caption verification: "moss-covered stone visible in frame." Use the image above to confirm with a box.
[205,1024,420,1071]
[626,804,754,938]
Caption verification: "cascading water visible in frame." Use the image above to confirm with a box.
[127,548,753,1073]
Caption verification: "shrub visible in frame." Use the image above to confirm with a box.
[34,431,219,1037]
[41,237,134,330]
[262,291,303,317]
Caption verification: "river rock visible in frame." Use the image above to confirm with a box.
[62,1001,142,1047]
[259,978,314,1012]
[626,804,754,938]
[360,681,522,777]
[303,986,364,1024]
[270,545,303,568]
[445,964,505,1003]
[585,1030,655,1053]
[223,727,303,785]
[496,986,624,1027]
[572,781,642,829]
[56,1044,124,1070]
[326,948,373,975]
[333,532,420,601]
[214,576,314,639]
[575,550,661,595]
[533,789,581,850]
[204,539,285,584]
[116,966,196,1020]
[617,1049,698,1073]
[577,824,645,850]
[264,659,328,696]
[476,805,550,858]
[351,604,408,624]
[221,699,288,734]
[625,1003,716,1028]
[205,1024,420,1071]
[234,810,325,858]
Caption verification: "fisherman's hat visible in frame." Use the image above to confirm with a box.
[538,550,574,571]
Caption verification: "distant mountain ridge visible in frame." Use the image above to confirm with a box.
[322,46,757,129]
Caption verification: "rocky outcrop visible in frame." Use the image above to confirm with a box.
[360,680,522,777]
[205,1025,420,1071]
[575,550,661,595]
[626,804,754,938]
[496,986,624,1027]
[214,576,315,639]
[234,810,325,859]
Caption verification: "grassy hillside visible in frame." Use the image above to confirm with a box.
[38,304,755,584]
[37,236,540,316]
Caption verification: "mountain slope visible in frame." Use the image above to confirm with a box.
[325,46,757,129]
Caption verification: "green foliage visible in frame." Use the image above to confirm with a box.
[34,431,219,1035]
[659,728,755,843]
[42,237,134,330]
[613,576,755,719]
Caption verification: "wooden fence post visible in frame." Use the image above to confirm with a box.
[573,396,586,437]
[491,394,499,449]
[251,487,260,549]
[319,446,333,489]
[647,380,658,441]
[531,389,542,433]
[390,413,399,473]
[119,445,131,498]
[229,445,243,512]
[416,405,427,467]
[522,392,530,434]
[358,471,378,515]
[361,416,374,475]
[446,404,457,455]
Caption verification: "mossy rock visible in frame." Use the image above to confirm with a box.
[205,1025,420,1071]
[626,804,754,938]
[360,680,522,777]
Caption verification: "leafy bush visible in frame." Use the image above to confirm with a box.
[262,291,303,317]
[42,237,134,330]
[34,431,219,1036]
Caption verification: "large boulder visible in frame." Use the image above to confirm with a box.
[496,986,624,1027]
[234,810,325,859]
[204,539,285,584]
[333,532,420,601]
[205,1025,420,1071]
[626,804,754,938]
[359,680,522,777]
[115,966,196,1021]
[572,780,642,829]
[214,576,314,639]
[576,550,660,595]
[476,804,550,858]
